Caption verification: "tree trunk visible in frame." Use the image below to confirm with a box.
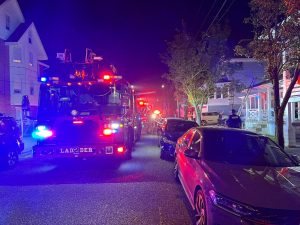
[195,104,202,125]
[184,100,188,119]
[273,74,285,148]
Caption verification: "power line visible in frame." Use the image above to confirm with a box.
[217,0,237,23]
[206,0,228,35]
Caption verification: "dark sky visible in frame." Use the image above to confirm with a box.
[18,0,251,90]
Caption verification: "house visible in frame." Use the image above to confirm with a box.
[204,58,265,116]
[0,0,48,120]
[243,70,300,147]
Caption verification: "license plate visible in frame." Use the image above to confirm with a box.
[105,146,113,154]
[59,147,94,154]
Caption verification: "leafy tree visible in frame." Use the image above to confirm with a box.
[235,0,300,147]
[161,24,230,125]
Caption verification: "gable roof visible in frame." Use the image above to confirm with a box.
[0,0,25,22]
[6,22,48,60]
[5,21,31,42]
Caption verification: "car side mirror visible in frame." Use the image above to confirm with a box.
[184,148,200,160]
[290,154,300,164]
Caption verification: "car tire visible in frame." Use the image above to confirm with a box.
[201,120,207,126]
[194,189,207,225]
[160,149,166,160]
[5,149,19,168]
[173,159,180,182]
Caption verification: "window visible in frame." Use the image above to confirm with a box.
[294,102,300,120]
[250,96,258,109]
[29,52,33,66]
[13,47,22,63]
[5,15,10,30]
[28,30,32,44]
[30,86,34,95]
[189,131,201,153]
[222,86,229,98]
[216,87,221,99]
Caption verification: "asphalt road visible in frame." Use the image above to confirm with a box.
[0,135,195,225]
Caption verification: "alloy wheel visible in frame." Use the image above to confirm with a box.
[195,190,207,225]
[7,150,18,168]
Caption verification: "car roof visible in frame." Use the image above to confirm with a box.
[165,118,197,123]
[195,126,258,135]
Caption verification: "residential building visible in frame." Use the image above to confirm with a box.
[204,58,265,116]
[243,71,300,147]
[0,0,48,120]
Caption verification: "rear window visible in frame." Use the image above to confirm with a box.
[203,130,296,167]
[166,120,198,133]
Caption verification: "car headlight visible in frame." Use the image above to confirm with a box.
[209,190,258,217]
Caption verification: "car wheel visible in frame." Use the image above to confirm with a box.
[201,120,207,126]
[194,189,207,225]
[173,159,179,182]
[5,149,18,168]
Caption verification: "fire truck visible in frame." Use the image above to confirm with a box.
[32,60,137,160]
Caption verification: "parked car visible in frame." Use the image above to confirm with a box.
[201,112,221,125]
[0,116,24,168]
[159,118,198,160]
[174,127,300,225]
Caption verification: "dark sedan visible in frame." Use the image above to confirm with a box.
[159,118,198,160]
[174,127,300,225]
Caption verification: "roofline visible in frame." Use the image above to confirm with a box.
[0,0,25,22]
[229,58,263,63]
[5,22,48,60]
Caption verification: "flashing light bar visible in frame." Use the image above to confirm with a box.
[32,125,53,139]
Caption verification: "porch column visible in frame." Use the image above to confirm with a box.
[245,97,249,120]
[257,93,261,121]
[267,87,272,121]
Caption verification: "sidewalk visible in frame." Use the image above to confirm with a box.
[20,136,35,159]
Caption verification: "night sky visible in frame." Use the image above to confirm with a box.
[18,0,251,91]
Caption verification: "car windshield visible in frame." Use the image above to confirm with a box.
[166,120,198,133]
[203,130,296,167]
[38,83,124,117]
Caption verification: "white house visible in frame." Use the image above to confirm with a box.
[204,58,265,116]
[0,0,48,119]
[243,71,300,147]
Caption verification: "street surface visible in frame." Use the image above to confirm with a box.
[0,135,194,225]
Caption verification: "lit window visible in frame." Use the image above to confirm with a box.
[13,47,22,63]
[5,15,10,30]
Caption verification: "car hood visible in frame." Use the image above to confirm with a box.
[204,161,300,210]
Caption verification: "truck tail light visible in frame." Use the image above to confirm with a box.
[117,146,125,153]
[103,128,113,136]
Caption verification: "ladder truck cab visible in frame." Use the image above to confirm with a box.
[32,62,136,160]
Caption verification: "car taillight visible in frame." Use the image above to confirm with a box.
[73,120,84,125]
[32,125,54,139]
[117,146,125,153]
[103,128,113,136]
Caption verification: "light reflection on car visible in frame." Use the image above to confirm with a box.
[174,127,300,225]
